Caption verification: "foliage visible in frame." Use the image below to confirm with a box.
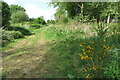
[101,2,118,23]
[44,25,119,78]
[93,22,109,37]
[54,6,67,22]
[1,24,34,47]
[1,1,119,78]
[11,11,29,23]
[28,17,46,26]
[108,23,118,35]
[0,1,11,28]
[103,48,119,78]
[11,31,24,39]
[6,26,32,35]
[47,20,56,24]
[33,17,46,25]
[9,5,26,14]
[78,39,112,78]
[103,34,120,78]
[28,18,35,22]
[44,26,84,41]
[74,13,94,23]
[30,24,43,28]
[60,15,69,24]
[1,30,13,47]
[50,2,118,23]
[1,29,24,47]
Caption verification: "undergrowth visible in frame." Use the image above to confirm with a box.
[44,25,120,78]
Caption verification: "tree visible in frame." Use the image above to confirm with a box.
[47,20,56,24]
[11,11,29,23]
[33,17,46,25]
[0,1,11,28]
[28,18,35,22]
[9,5,25,14]
[101,2,118,23]
[54,7,67,22]
[50,2,118,23]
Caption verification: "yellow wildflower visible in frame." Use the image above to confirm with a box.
[89,41,94,43]
[93,66,97,70]
[86,74,92,79]
[86,46,92,49]
[86,50,91,53]
[89,57,92,60]
[82,49,85,51]
[79,53,82,56]
[81,56,88,60]
[80,43,85,46]
[83,68,87,72]
[103,39,106,42]
[83,52,86,54]
[105,46,110,51]
[102,45,107,48]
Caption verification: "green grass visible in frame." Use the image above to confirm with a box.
[2,23,120,78]
[2,27,45,51]
[42,25,120,78]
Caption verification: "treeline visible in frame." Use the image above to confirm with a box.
[50,2,119,23]
[0,1,49,47]
[0,1,48,29]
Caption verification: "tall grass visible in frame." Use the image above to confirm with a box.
[43,22,120,78]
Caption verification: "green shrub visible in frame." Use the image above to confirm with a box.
[44,26,84,41]
[2,30,14,47]
[11,31,24,39]
[47,20,56,24]
[93,22,109,37]
[30,24,43,28]
[1,29,24,47]
[11,11,29,23]
[6,26,32,35]
[62,17,69,24]
[108,23,118,35]
[33,17,46,25]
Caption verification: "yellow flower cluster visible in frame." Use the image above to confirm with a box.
[81,56,88,60]
[79,39,111,78]
[92,66,97,70]
[86,74,92,79]
[79,43,94,60]
[80,43,86,46]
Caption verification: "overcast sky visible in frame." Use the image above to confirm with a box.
[3,0,56,21]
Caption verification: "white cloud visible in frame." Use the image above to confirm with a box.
[3,0,15,5]
[16,0,51,3]
[24,3,56,21]
[3,0,56,21]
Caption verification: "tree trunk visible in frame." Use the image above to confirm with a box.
[77,3,84,23]
[81,3,83,15]
[81,3,83,23]
[107,15,110,23]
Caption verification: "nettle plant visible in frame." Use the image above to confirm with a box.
[78,39,112,78]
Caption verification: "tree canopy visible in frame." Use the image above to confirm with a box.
[11,11,29,23]
[50,2,118,23]
[0,1,11,28]
[9,5,26,14]
[30,17,46,25]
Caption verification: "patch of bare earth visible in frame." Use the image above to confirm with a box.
[2,29,53,78]
[2,35,35,57]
